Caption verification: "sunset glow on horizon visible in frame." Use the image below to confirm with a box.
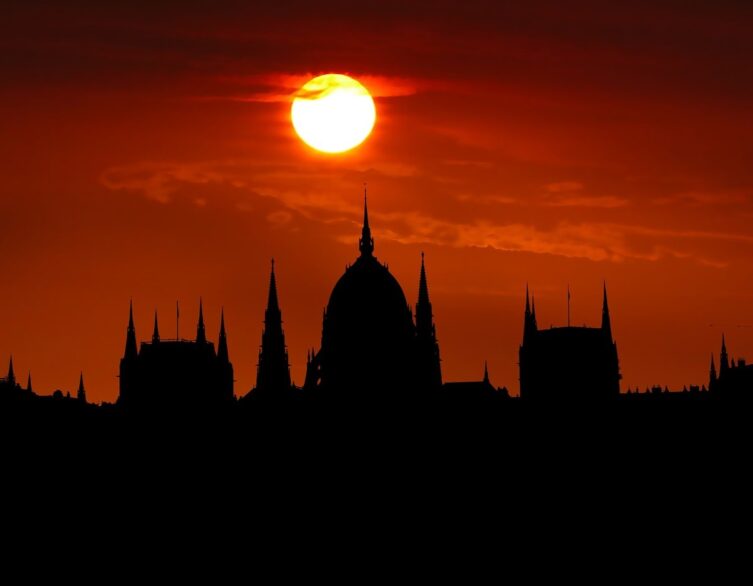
[2,2,753,403]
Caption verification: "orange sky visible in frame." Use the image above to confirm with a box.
[2,1,753,402]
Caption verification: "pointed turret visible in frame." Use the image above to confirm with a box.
[601,282,612,340]
[196,298,207,344]
[26,372,32,393]
[720,334,729,373]
[6,356,15,386]
[523,285,537,342]
[525,284,531,315]
[415,252,433,335]
[531,293,538,330]
[77,372,86,403]
[255,260,291,393]
[483,360,490,384]
[358,190,374,257]
[267,259,280,313]
[152,311,160,343]
[709,353,718,389]
[124,301,138,360]
[415,252,442,388]
[217,308,229,363]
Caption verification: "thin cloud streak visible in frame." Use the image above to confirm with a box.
[100,159,753,266]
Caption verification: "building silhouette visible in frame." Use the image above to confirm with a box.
[519,284,620,400]
[248,260,293,398]
[304,195,443,397]
[0,356,29,400]
[8,194,752,416]
[443,361,509,401]
[709,335,753,398]
[118,300,234,411]
[77,372,87,403]
[415,252,442,389]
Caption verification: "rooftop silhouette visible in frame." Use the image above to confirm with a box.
[1,193,750,423]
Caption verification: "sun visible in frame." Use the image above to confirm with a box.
[291,74,376,153]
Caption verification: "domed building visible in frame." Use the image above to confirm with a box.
[305,196,442,396]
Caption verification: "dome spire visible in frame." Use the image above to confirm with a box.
[359,186,374,257]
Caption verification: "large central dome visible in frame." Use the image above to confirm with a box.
[318,197,417,393]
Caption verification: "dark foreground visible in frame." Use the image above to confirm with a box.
[1,392,747,576]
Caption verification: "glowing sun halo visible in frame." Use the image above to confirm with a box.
[291,74,376,153]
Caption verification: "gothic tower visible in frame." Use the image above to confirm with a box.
[118,300,234,409]
[255,260,292,393]
[720,334,729,374]
[119,301,138,405]
[6,356,15,387]
[217,308,234,399]
[152,311,160,343]
[196,298,207,344]
[77,372,87,403]
[519,284,620,400]
[415,252,442,388]
[601,282,612,340]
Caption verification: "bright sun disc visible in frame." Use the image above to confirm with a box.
[291,74,376,153]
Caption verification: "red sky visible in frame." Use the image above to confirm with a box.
[2,1,753,401]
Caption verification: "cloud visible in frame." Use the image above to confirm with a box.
[652,190,751,206]
[543,195,629,208]
[370,210,753,265]
[266,209,293,228]
[539,181,627,208]
[208,73,425,104]
[546,181,583,193]
[100,162,233,203]
[100,159,753,267]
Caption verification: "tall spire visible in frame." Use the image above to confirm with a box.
[255,260,291,393]
[418,252,430,307]
[531,293,538,329]
[217,308,229,363]
[196,298,206,344]
[77,372,86,403]
[7,356,15,386]
[152,311,160,343]
[709,353,717,387]
[483,360,490,384]
[720,334,729,372]
[525,283,531,316]
[26,371,32,393]
[415,252,442,387]
[124,300,138,359]
[358,189,374,257]
[268,258,280,312]
[601,282,612,340]
[523,286,537,342]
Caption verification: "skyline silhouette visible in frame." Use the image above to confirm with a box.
[3,3,753,402]
[2,195,748,408]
